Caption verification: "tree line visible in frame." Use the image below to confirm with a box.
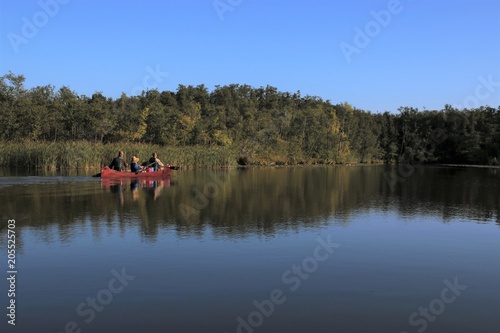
[1,72,499,165]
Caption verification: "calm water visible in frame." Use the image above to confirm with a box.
[0,166,499,333]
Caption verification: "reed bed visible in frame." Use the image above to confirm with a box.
[0,141,238,169]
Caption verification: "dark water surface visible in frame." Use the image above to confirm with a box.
[0,166,499,333]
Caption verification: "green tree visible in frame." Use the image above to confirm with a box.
[0,72,28,140]
[54,86,86,140]
[29,85,61,141]
[85,92,114,142]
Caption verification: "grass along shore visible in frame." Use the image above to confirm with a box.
[0,142,238,169]
[0,141,368,170]
[2,142,497,170]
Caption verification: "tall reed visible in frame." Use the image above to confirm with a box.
[0,141,238,169]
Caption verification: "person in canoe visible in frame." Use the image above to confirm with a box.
[149,152,165,171]
[130,156,142,173]
[109,151,128,171]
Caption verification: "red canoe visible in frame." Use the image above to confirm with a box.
[100,166,172,178]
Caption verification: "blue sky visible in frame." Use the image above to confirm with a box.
[1,0,499,113]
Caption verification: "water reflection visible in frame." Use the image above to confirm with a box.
[1,166,499,333]
[0,166,498,247]
[101,177,172,204]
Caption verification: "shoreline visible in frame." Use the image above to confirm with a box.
[1,141,498,171]
[2,163,499,175]
[435,164,500,169]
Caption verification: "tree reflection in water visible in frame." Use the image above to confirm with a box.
[0,166,498,246]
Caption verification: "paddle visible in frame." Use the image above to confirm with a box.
[135,162,179,173]
[135,161,155,174]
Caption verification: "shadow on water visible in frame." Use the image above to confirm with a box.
[0,166,499,246]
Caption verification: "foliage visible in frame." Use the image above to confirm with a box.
[1,72,499,167]
[0,141,236,169]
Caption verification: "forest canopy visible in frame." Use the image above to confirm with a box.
[1,72,499,166]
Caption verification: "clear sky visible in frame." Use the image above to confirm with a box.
[1,0,499,113]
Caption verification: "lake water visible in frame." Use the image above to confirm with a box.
[0,166,499,333]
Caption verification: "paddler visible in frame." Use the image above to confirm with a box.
[130,156,141,173]
[148,152,165,171]
[109,151,128,171]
